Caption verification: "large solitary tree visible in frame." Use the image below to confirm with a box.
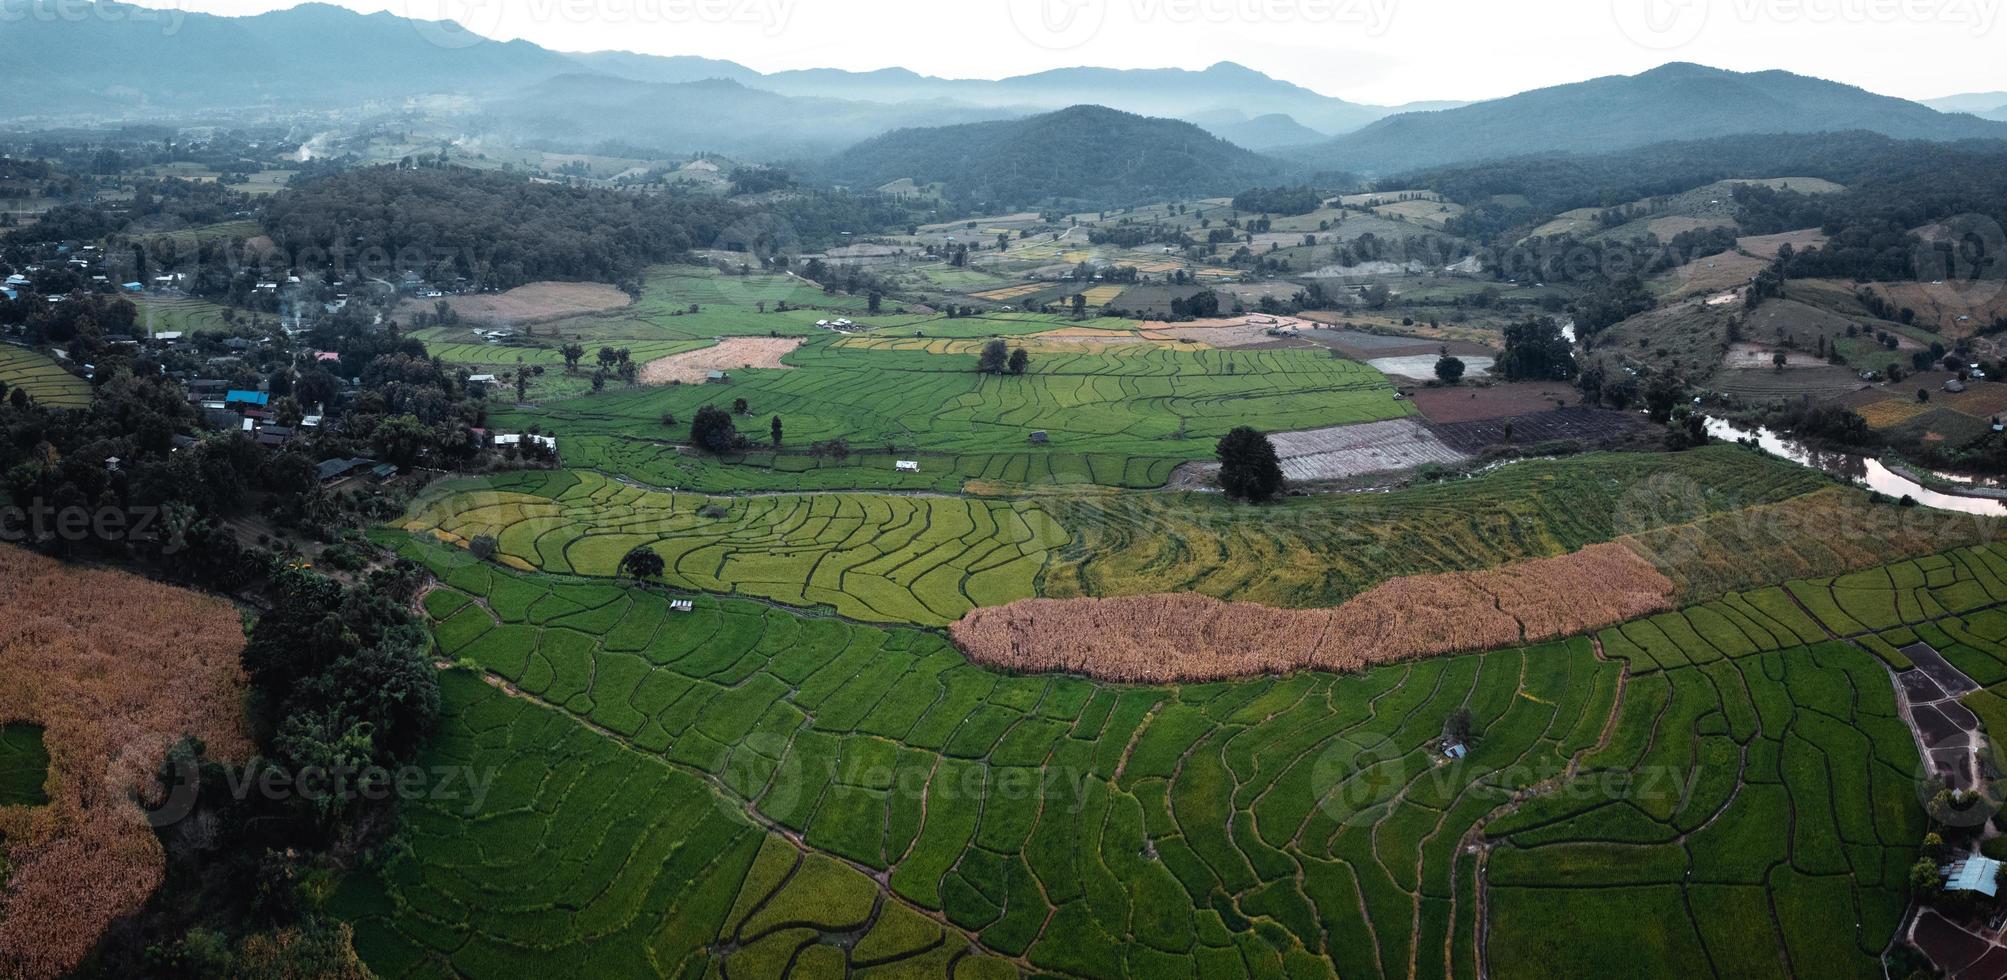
[1434,355,1465,384]
[619,546,665,583]
[690,405,740,454]
[1216,426,1285,502]
[1497,316,1576,381]
[977,339,1009,374]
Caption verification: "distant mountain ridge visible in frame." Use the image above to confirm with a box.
[0,0,578,114]
[820,106,1289,208]
[0,1,1398,140]
[484,74,1015,162]
[1924,91,2007,115]
[1185,110,1330,150]
[1301,63,2007,174]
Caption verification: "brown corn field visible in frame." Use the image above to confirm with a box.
[0,545,250,980]
[950,543,1675,684]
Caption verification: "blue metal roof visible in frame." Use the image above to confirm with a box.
[225,390,269,406]
[1947,858,2001,896]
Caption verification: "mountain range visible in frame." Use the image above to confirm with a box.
[1301,63,2007,174]
[7,2,2006,182]
[479,75,1013,162]
[0,1,1404,148]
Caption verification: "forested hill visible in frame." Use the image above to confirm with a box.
[820,106,1289,209]
[256,165,918,291]
[257,166,747,291]
[1391,131,2007,220]
[1305,63,2007,174]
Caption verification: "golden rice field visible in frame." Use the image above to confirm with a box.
[1079,285,1125,306]
[0,346,90,409]
[396,448,1941,636]
[1854,397,1933,429]
[404,470,1065,625]
[970,284,1044,301]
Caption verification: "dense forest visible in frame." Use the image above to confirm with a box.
[1229,185,1324,215]
[1402,132,2007,240]
[6,177,250,244]
[258,165,918,290]
[259,165,745,291]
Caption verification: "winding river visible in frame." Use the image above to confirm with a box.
[1703,418,2007,517]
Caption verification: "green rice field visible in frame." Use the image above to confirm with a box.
[404,469,1066,625]
[0,724,50,807]
[404,449,1840,623]
[133,295,237,335]
[331,531,2007,978]
[497,334,1411,492]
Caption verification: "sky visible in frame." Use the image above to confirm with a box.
[131,0,2006,105]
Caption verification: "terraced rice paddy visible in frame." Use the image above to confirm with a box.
[334,531,2007,979]
[403,451,1821,626]
[405,470,1064,625]
[0,345,91,409]
[556,441,1187,493]
[133,295,236,335]
[1045,448,1833,610]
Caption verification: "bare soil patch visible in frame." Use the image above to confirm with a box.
[640,337,803,385]
[1411,382,1578,424]
[404,281,633,326]
[1426,406,1651,454]
[950,543,1672,683]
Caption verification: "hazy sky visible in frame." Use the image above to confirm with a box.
[133,0,2005,104]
